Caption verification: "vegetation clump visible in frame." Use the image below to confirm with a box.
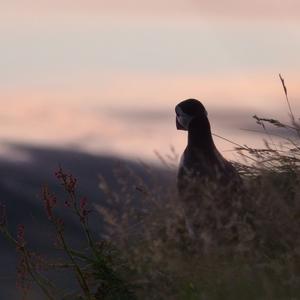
[1,75,300,299]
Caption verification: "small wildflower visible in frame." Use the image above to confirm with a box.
[79,197,91,223]
[30,252,48,272]
[42,185,57,220]
[64,200,71,208]
[55,167,77,194]
[16,255,30,298]
[16,226,30,297]
[16,224,25,250]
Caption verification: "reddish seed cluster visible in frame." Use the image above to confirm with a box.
[64,199,71,208]
[16,255,30,298]
[0,203,6,227]
[55,167,77,194]
[16,225,29,297]
[42,185,57,220]
[30,252,48,272]
[16,224,25,250]
[79,197,91,223]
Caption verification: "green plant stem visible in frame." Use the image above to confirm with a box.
[69,191,98,257]
[57,230,92,300]
[22,248,56,300]
[0,228,55,300]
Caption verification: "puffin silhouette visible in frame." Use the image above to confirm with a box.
[175,99,242,241]
[176,98,240,196]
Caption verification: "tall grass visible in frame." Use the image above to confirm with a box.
[97,74,300,299]
[1,74,300,299]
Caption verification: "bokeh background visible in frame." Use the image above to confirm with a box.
[1,0,300,163]
[1,2,300,298]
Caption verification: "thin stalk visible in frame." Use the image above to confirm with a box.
[57,230,92,300]
[22,248,56,300]
[279,73,295,123]
[69,191,98,257]
[0,228,55,300]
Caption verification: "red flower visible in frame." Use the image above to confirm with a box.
[16,224,25,250]
[16,255,30,297]
[55,167,77,194]
[79,197,91,223]
[42,185,56,220]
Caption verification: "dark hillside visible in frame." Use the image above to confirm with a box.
[0,144,173,299]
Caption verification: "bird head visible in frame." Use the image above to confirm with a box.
[175,99,208,131]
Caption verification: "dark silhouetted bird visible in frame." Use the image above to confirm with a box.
[176,98,240,195]
[175,99,242,242]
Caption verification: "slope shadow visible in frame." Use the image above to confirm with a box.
[0,144,173,299]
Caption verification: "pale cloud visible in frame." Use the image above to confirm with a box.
[1,0,300,161]
[1,0,300,20]
[0,71,299,161]
[2,71,300,112]
[1,12,299,89]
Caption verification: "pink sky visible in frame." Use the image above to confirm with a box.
[0,1,300,162]
[2,1,300,19]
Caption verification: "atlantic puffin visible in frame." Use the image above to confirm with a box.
[175,99,242,241]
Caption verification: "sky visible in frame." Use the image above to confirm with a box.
[0,1,300,163]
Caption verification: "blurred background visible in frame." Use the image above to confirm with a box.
[1,0,300,163]
[1,2,300,298]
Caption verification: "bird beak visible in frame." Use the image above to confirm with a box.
[176,116,186,130]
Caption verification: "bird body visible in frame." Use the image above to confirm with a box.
[176,99,240,196]
[175,99,242,243]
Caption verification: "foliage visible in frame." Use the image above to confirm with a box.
[1,74,300,299]
[0,167,136,300]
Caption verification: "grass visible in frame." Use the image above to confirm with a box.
[1,74,300,299]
